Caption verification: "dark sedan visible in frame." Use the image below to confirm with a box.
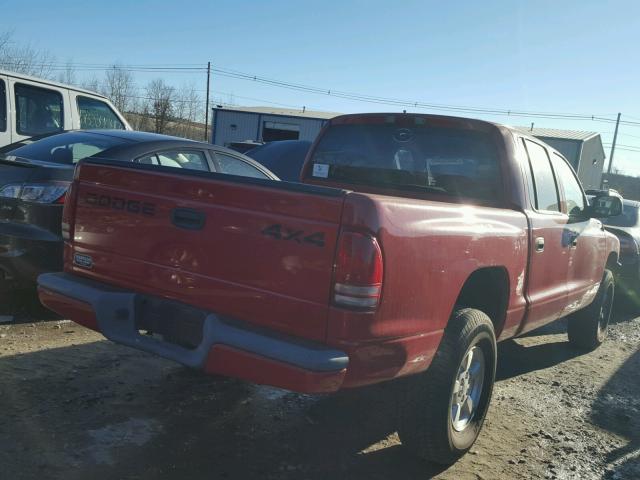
[598,199,640,302]
[0,130,277,295]
[245,140,311,182]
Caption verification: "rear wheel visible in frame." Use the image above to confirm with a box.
[568,269,614,350]
[398,308,497,464]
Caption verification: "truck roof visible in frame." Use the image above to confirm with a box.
[329,112,503,129]
[0,69,109,99]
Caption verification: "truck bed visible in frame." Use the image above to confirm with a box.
[65,159,348,342]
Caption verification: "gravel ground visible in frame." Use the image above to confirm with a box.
[0,301,638,480]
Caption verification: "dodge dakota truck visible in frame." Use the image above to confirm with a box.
[38,113,622,464]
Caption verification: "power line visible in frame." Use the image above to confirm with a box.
[5,60,640,125]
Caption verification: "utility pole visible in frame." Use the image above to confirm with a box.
[607,112,621,174]
[204,61,211,142]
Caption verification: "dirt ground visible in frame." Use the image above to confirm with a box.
[0,299,638,480]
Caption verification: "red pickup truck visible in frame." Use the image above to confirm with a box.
[38,113,622,464]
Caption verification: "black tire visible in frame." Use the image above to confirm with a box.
[567,269,614,350]
[397,308,497,464]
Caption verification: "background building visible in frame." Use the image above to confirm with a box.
[515,127,606,190]
[211,106,339,147]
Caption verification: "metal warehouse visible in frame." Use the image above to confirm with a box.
[211,106,340,147]
[515,126,605,190]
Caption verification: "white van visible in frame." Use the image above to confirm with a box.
[0,69,131,147]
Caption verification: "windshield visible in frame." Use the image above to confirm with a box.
[307,122,502,202]
[1,132,131,164]
[602,203,638,227]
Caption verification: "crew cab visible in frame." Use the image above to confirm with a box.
[38,113,622,464]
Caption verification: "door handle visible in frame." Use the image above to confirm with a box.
[571,236,578,247]
[535,237,545,252]
[171,208,206,230]
[569,231,579,248]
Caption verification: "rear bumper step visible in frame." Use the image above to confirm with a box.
[38,272,348,393]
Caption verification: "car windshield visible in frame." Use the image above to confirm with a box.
[1,132,131,164]
[602,203,638,227]
[307,122,502,202]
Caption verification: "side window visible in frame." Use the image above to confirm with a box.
[151,150,209,171]
[0,79,6,132]
[15,83,63,136]
[524,140,560,212]
[215,153,269,179]
[77,96,125,130]
[551,153,585,216]
[137,155,159,165]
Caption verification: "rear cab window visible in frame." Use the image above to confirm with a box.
[305,115,503,203]
[77,96,125,130]
[15,83,63,136]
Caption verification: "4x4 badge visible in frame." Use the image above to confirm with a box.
[261,224,325,247]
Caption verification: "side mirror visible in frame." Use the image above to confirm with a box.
[588,191,623,218]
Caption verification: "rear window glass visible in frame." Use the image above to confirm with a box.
[307,122,502,202]
[3,131,130,164]
[77,96,125,130]
[0,79,6,132]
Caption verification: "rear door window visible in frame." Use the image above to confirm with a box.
[135,150,210,171]
[215,152,270,179]
[307,121,502,202]
[524,139,560,212]
[0,79,6,132]
[14,83,63,136]
[77,96,125,130]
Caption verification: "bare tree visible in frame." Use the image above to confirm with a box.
[171,84,204,139]
[57,59,76,86]
[0,30,57,79]
[81,76,101,93]
[145,79,174,134]
[103,65,135,113]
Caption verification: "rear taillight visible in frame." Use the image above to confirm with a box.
[61,180,78,241]
[332,231,383,309]
[0,181,69,204]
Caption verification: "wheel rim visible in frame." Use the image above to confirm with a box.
[450,346,486,432]
[598,285,614,341]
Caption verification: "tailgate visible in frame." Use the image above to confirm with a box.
[68,160,347,342]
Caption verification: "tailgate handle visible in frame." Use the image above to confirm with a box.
[171,208,205,230]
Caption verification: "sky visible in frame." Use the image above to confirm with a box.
[2,0,640,173]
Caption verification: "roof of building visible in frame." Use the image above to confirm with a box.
[513,126,600,142]
[212,106,341,120]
